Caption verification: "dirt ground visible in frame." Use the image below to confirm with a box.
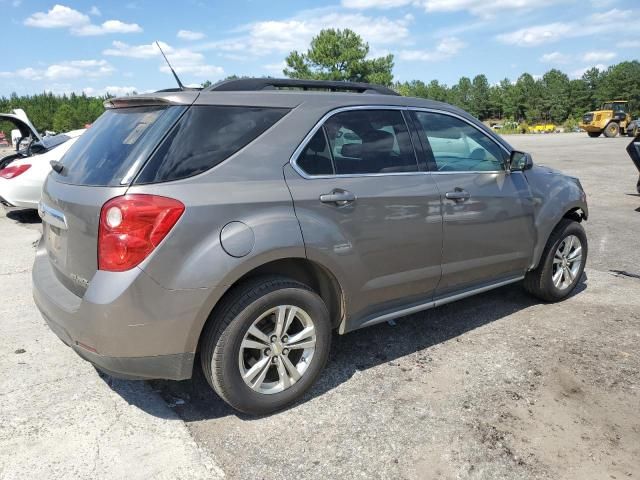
[1,132,639,480]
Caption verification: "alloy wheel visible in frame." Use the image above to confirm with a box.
[551,234,583,290]
[238,305,317,394]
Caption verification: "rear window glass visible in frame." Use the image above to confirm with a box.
[53,105,185,186]
[134,106,289,184]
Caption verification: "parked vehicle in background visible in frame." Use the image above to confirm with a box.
[627,118,640,138]
[0,129,84,210]
[580,100,631,137]
[32,78,589,415]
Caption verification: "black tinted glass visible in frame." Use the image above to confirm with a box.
[135,106,288,184]
[323,110,417,174]
[53,106,183,186]
[296,128,334,175]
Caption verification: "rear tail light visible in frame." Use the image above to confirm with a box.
[98,194,185,272]
[0,164,31,179]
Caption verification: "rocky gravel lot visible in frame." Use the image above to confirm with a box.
[1,133,639,479]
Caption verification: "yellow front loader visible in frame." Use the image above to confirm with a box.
[579,100,631,138]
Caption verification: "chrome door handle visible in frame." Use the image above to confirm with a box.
[320,190,356,206]
[445,189,470,202]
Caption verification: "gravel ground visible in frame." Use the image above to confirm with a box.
[1,132,639,479]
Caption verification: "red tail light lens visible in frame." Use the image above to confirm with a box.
[98,194,185,272]
[0,164,31,179]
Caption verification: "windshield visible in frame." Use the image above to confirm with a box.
[602,103,626,112]
[52,105,185,186]
[30,134,71,154]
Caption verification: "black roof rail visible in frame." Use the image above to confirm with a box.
[206,78,399,96]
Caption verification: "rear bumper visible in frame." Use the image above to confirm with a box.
[32,240,211,380]
[41,309,194,380]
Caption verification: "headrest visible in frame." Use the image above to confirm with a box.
[363,129,394,152]
[341,143,362,158]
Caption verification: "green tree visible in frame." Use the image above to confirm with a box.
[283,29,394,86]
[470,74,490,119]
[540,69,570,123]
[596,61,640,113]
[52,104,77,132]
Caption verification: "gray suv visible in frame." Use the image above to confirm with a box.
[33,79,588,414]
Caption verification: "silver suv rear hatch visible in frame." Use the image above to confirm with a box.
[40,101,187,296]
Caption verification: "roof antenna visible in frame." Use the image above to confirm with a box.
[155,41,185,91]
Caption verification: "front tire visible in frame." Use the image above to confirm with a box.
[604,122,619,138]
[523,219,587,302]
[200,276,331,415]
[587,131,601,138]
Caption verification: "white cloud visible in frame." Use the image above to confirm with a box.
[89,6,101,16]
[83,86,138,97]
[262,61,287,75]
[399,37,465,61]
[342,0,413,8]
[177,29,206,41]
[73,19,142,35]
[103,41,223,79]
[539,51,569,64]
[198,10,413,59]
[421,0,557,15]
[582,50,616,62]
[24,4,88,28]
[570,64,607,79]
[24,4,142,35]
[0,59,114,81]
[619,40,640,48]
[497,8,634,46]
[344,0,560,16]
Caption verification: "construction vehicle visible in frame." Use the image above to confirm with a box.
[580,100,631,138]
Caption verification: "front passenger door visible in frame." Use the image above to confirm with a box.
[411,110,535,298]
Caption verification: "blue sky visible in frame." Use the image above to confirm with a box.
[0,0,638,97]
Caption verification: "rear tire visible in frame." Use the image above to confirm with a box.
[523,219,587,302]
[200,276,331,415]
[587,131,601,138]
[604,122,619,138]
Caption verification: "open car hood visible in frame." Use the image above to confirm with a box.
[0,108,42,142]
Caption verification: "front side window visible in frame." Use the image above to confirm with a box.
[296,109,418,176]
[414,111,506,172]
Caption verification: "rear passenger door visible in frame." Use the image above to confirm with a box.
[410,110,535,298]
[284,108,443,330]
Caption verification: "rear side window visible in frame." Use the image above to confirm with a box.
[296,109,418,176]
[135,106,289,184]
[54,106,184,186]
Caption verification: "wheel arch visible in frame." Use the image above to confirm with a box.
[192,257,345,354]
[530,204,587,270]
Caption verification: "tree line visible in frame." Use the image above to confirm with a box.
[1,28,638,137]
[284,29,640,127]
[0,92,105,137]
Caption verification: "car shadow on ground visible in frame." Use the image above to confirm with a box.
[6,209,41,224]
[106,277,587,421]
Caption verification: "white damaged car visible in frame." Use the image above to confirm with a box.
[0,109,85,210]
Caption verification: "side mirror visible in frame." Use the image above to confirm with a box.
[509,150,533,171]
